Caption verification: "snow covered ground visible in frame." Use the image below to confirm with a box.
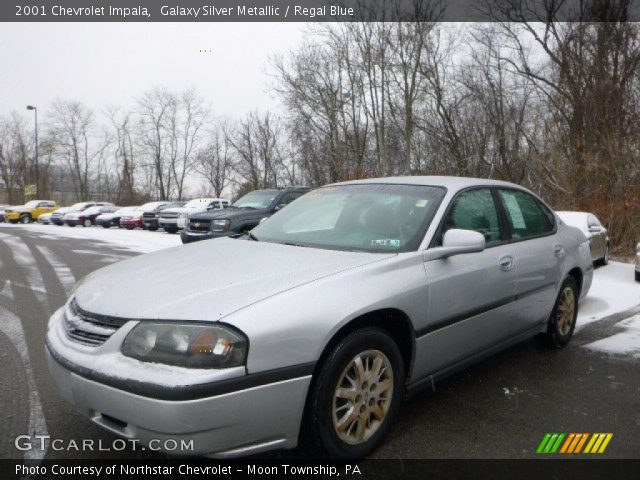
[0,222,181,253]
[577,261,640,328]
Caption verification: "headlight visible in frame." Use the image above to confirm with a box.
[122,322,247,368]
[211,219,230,230]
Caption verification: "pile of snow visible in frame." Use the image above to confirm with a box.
[583,314,640,358]
[0,223,180,253]
[577,261,640,329]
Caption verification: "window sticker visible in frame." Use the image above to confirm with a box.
[371,239,401,248]
[503,193,526,229]
[415,199,429,207]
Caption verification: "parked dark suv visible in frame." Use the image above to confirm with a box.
[181,187,310,244]
[142,201,185,231]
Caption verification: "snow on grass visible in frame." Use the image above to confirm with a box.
[583,314,640,359]
[0,223,181,253]
[577,261,640,330]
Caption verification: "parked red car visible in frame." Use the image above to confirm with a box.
[64,204,116,227]
[119,209,144,230]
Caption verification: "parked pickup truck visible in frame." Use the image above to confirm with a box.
[181,187,310,244]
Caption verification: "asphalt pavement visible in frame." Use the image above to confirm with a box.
[0,225,638,460]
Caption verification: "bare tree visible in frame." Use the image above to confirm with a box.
[195,121,234,197]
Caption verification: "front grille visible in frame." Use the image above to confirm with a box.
[189,219,211,232]
[63,299,128,347]
[160,212,178,219]
[143,212,156,219]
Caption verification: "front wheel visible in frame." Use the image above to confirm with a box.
[304,328,404,458]
[541,277,578,348]
[19,214,31,224]
[635,271,640,282]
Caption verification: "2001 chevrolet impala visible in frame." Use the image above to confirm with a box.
[46,176,593,458]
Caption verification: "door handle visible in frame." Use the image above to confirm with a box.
[498,255,514,271]
[554,245,565,258]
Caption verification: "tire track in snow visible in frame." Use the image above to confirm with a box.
[0,238,49,460]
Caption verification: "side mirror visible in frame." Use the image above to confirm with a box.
[588,225,602,233]
[423,229,486,262]
[274,203,286,211]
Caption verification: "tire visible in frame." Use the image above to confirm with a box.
[165,227,178,234]
[148,227,158,232]
[601,244,610,265]
[83,219,91,227]
[125,226,134,230]
[304,327,404,459]
[19,214,31,224]
[635,271,640,282]
[102,224,110,228]
[541,276,579,348]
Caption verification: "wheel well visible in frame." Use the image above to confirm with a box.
[298,308,415,445]
[314,308,415,383]
[567,267,583,295]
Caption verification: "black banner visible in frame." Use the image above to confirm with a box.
[3,459,640,480]
[3,0,640,23]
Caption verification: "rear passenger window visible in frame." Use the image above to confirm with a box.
[498,190,553,239]
[442,189,502,246]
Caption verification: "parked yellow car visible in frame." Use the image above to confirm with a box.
[4,200,58,224]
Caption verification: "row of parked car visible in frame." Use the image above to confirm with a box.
[0,188,636,279]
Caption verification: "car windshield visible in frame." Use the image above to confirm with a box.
[24,200,41,208]
[163,202,185,209]
[251,184,446,253]
[68,202,89,211]
[184,199,211,208]
[233,190,278,209]
[140,202,162,210]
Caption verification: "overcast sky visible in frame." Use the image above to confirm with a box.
[0,22,305,119]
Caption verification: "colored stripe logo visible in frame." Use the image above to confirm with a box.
[537,433,613,454]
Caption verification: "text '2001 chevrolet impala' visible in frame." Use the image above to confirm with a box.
[45,176,593,458]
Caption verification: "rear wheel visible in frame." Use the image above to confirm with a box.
[601,244,610,265]
[83,219,91,227]
[304,328,404,458]
[19,214,31,224]
[541,277,578,348]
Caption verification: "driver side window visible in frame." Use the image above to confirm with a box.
[442,189,501,246]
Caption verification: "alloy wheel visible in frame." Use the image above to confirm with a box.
[332,349,393,445]
[556,286,575,336]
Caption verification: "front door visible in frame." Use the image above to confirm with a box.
[414,188,516,378]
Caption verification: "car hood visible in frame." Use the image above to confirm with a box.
[161,207,187,214]
[191,207,268,221]
[74,238,394,322]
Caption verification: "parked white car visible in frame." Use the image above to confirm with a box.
[158,198,229,234]
[556,211,610,265]
[38,212,54,224]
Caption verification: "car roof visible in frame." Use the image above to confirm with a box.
[331,175,526,191]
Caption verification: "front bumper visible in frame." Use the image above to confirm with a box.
[4,212,21,221]
[142,218,159,228]
[45,307,311,457]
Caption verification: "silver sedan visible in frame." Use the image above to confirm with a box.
[556,211,610,265]
[46,176,593,458]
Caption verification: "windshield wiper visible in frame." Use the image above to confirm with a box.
[247,232,260,241]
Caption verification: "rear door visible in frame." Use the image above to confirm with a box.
[496,188,564,333]
[417,188,516,376]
